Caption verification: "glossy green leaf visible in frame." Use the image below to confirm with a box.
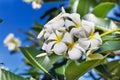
[99,41,120,53]
[77,0,97,17]
[102,35,120,42]
[20,47,53,76]
[92,2,115,18]
[0,68,28,80]
[65,59,105,80]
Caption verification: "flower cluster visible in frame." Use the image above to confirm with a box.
[37,8,102,60]
[4,33,21,51]
[23,0,42,9]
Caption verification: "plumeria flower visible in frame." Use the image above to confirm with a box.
[3,33,21,51]
[66,35,85,60]
[78,25,102,56]
[23,0,42,9]
[37,7,67,40]
[32,0,42,9]
[41,30,69,55]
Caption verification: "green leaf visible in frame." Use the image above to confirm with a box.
[95,65,113,79]
[0,19,3,23]
[107,60,120,77]
[77,0,97,17]
[0,68,28,80]
[102,35,120,42]
[20,47,53,76]
[55,65,65,75]
[92,2,115,18]
[65,58,105,80]
[99,41,120,53]
[87,53,104,60]
[49,54,63,64]
[95,60,120,79]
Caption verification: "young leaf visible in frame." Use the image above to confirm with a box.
[65,58,105,80]
[92,2,115,18]
[0,68,28,80]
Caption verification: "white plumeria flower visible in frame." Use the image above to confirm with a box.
[32,0,41,9]
[78,27,102,56]
[37,7,67,40]
[42,30,68,55]
[3,33,21,51]
[67,42,85,60]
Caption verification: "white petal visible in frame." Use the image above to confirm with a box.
[37,29,45,39]
[7,43,16,51]
[62,32,73,44]
[70,28,87,38]
[53,42,67,55]
[82,20,95,35]
[110,21,117,30]
[68,47,82,60]
[65,19,75,28]
[44,32,51,39]
[86,47,99,56]
[42,43,47,50]
[32,1,41,9]
[36,53,47,57]
[4,33,14,44]
[78,38,90,51]
[69,13,81,24]
[52,19,64,30]
[46,41,55,53]
[47,33,57,40]
[90,33,102,48]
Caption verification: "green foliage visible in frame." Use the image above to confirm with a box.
[95,60,120,79]
[0,19,3,23]
[65,58,105,80]
[77,0,97,17]
[20,47,53,76]
[0,68,29,80]
[92,2,115,18]
[99,41,120,53]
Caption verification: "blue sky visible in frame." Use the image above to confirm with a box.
[0,0,69,76]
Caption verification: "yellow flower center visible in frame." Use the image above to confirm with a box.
[68,43,77,50]
[89,33,95,40]
[75,23,83,28]
[55,35,62,43]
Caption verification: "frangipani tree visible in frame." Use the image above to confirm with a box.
[1,0,120,80]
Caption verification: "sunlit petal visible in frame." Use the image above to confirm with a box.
[7,43,16,51]
[70,28,87,38]
[68,48,82,60]
[62,32,73,44]
[37,29,45,39]
[78,38,90,51]
[46,41,55,53]
[82,20,95,35]
[53,42,67,55]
